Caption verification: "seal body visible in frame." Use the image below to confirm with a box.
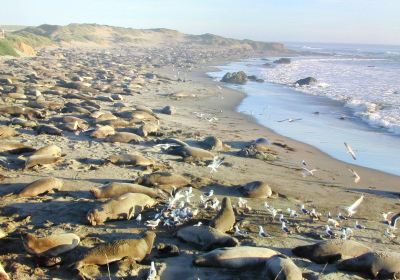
[177,225,238,251]
[292,240,372,264]
[264,255,302,280]
[168,145,214,162]
[107,153,154,167]
[337,251,400,278]
[105,132,143,143]
[90,125,115,138]
[240,181,272,198]
[138,172,190,190]
[75,231,155,269]
[91,182,163,199]
[22,233,80,257]
[194,246,279,268]
[19,177,63,197]
[86,193,155,225]
[210,197,235,233]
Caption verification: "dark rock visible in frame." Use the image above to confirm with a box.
[247,75,264,83]
[221,71,248,85]
[273,58,291,64]
[161,105,176,115]
[295,77,317,86]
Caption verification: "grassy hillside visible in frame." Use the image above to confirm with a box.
[0,39,19,56]
[1,23,287,57]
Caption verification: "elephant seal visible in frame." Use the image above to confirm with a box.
[22,232,80,257]
[24,154,62,169]
[0,262,9,280]
[90,125,115,138]
[264,255,302,280]
[210,197,235,233]
[239,181,272,198]
[138,122,159,137]
[337,251,400,279]
[32,144,62,157]
[75,231,155,269]
[201,136,231,151]
[0,141,35,154]
[137,172,190,191]
[60,116,89,131]
[292,240,372,264]
[0,126,17,138]
[107,153,154,167]
[104,132,143,143]
[90,182,164,199]
[18,177,63,197]
[194,246,279,268]
[35,124,63,136]
[86,193,156,226]
[176,225,238,251]
[167,145,214,162]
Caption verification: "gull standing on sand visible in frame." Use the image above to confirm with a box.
[300,205,309,215]
[145,218,161,230]
[344,142,357,160]
[234,225,248,237]
[259,225,270,237]
[382,211,394,224]
[147,262,157,280]
[345,195,364,217]
[355,221,366,229]
[194,222,202,227]
[136,214,142,224]
[281,222,291,234]
[325,225,335,238]
[348,168,361,183]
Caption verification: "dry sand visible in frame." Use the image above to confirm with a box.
[0,47,399,279]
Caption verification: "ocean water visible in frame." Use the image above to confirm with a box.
[208,43,400,175]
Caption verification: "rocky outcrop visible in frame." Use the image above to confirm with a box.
[273,58,291,64]
[247,75,264,83]
[221,71,248,85]
[295,77,317,86]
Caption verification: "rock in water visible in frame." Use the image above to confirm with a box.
[295,77,317,86]
[273,58,291,64]
[221,71,248,85]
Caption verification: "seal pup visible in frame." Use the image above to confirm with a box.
[86,193,156,226]
[90,182,165,199]
[104,132,143,143]
[22,232,80,257]
[167,145,214,162]
[337,251,400,279]
[107,153,155,168]
[264,255,302,280]
[137,172,190,191]
[176,225,238,251]
[18,177,63,197]
[90,125,115,139]
[292,240,372,264]
[210,197,235,233]
[201,136,231,151]
[239,181,272,198]
[75,231,155,269]
[194,246,279,268]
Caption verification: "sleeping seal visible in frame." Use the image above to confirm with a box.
[176,225,238,251]
[104,132,143,143]
[86,193,155,226]
[167,145,214,162]
[264,255,302,280]
[337,251,400,279]
[137,172,190,191]
[193,246,279,268]
[90,182,164,199]
[239,181,272,198]
[75,231,155,269]
[210,197,235,233]
[292,240,372,264]
[107,153,154,167]
[18,177,63,197]
[22,232,80,257]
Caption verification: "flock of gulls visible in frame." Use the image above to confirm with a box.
[0,46,399,280]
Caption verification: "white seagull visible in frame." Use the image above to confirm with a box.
[345,195,364,217]
[146,261,157,280]
[258,225,270,237]
[234,225,248,237]
[302,167,318,177]
[344,142,357,160]
[207,156,224,173]
[136,214,142,224]
[145,218,161,230]
[348,168,361,183]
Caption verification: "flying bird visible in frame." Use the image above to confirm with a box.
[345,195,364,217]
[207,156,224,173]
[302,167,318,177]
[344,142,357,160]
[348,168,360,183]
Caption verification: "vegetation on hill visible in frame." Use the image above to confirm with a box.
[0,39,19,56]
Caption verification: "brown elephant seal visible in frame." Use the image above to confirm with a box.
[90,125,115,138]
[264,255,302,280]
[86,193,156,225]
[75,231,155,269]
[32,144,62,157]
[137,172,190,191]
[138,122,159,137]
[104,132,143,143]
[201,136,231,151]
[60,116,89,131]
[18,177,63,197]
[90,182,165,199]
[22,232,80,257]
[0,262,9,280]
[24,154,62,169]
[0,126,17,138]
[337,251,400,279]
[167,145,214,162]
[210,197,235,233]
[292,240,372,264]
[239,181,273,198]
[107,153,154,167]
[0,141,35,154]
[194,246,279,268]
[176,225,238,251]
[35,124,63,136]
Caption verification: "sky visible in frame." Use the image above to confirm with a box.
[0,0,399,45]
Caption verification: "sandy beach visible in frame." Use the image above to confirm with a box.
[0,46,399,279]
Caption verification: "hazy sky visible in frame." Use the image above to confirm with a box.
[1,0,399,45]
